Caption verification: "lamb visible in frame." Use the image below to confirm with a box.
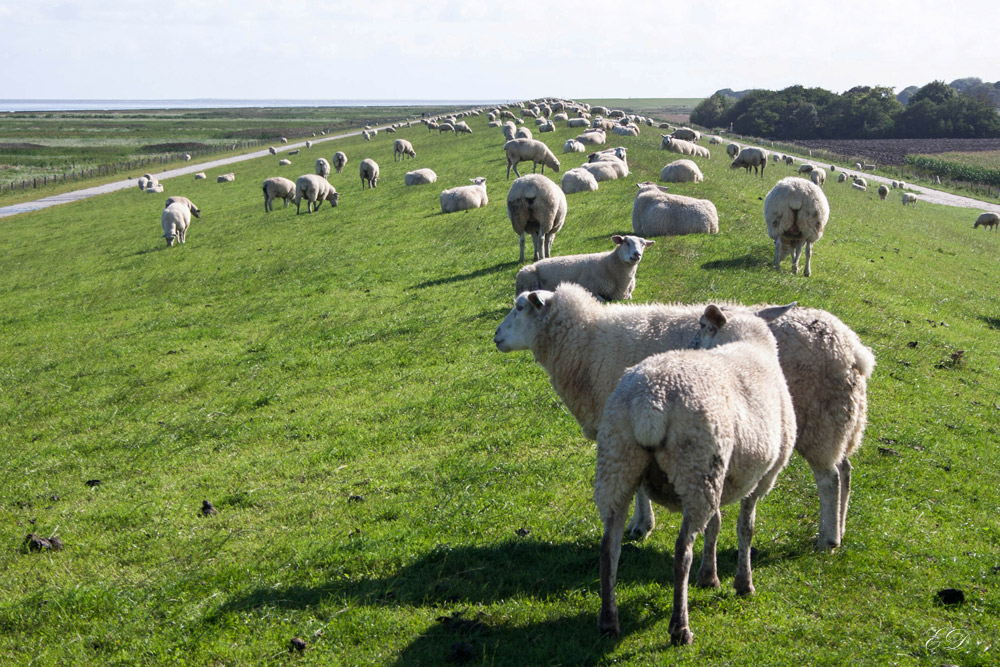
[332,151,347,174]
[315,158,331,178]
[161,201,195,247]
[515,234,654,301]
[440,177,488,213]
[632,182,718,236]
[595,304,796,642]
[726,143,740,159]
[660,159,704,183]
[393,139,416,161]
[902,192,918,206]
[877,184,889,200]
[563,139,586,153]
[670,127,701,142]
[730,147,768,176]
[764,176,829,277]
[194,172,207,180]
[359,158,379,189]
[504,138,561,179]
[810,167,827,188]
[404,168,437,186]
[492,282,875,553]
[294,174,340,214]
[515,126,533,140]
[561,167,600,194]
[279,158,292,166]
[974,212,1000,231]
[506,173,567,261]
[262,176,297,212]
[217,173,235,183]
[661,135,710,159]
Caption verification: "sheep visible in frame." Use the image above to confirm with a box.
[137,174,154,190]
[362,129,372,141]
[561,167,600,194]
[161,201,195,247]
[771,154,781,162]
[506,173,567,261]
[595,303,796,642]
[262,176,297,212]
[440,177,488,213]
[515,234,654,301]
[660,159,704,183]
[393,139,416,161]
[670,127,701,143]
[661,135,710,159]
[877,184,889,200]
[404,168,437,186]
[810,168,827,188]
[280,137,288,144]
[726,143,740,160]
[567,118,589,128]
[853,176,867,188]
[294,174,339,214]
[385,126,397,133]
[783,155,794,166]
[612,124,639,137]
[563,139,586,154]
[164,196,201,219]
[502,121,518,141]
[194,172,207,180]
[902,192,918,206]
[427,121,439,132]
[578,160,621,183]
[288,150,300,156]
[183,153,191,162]
[492,282,875,552]
[268,146,278,155]
[438,122,456,134]
[332,151,347,174]
[576,129,606,145]
[632,182,718,236]
[217,173,235,183]
[504,138,561,179]
[306,141,313,149]
[730,147,768,176]
[359,158,379,189]
[515,126,533,140]
[539,121,555,133]
[974,212,1000,231]
[852,183,867,192]
[279,158,292,166]
[898,180,906,189]
[838,172,848,183]
[764,176,829,277]
[798,164,814,174]
[708,135,723,145]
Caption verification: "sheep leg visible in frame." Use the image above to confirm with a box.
[790,243,802,274]
[531,233,544,262]
[669,514,702,646]
[543,232,554,259]
[772,238,782,271]
[733,497,757,595]
[296,199,302,215]
[811,463,842,550]
[696,510,721,588]
[598,508,627,638]
[803,241,813,277]
[519,234,526,264]
[626,489,655,539]
[837,457,852,544]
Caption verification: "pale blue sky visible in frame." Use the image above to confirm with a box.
[2,0,997,100]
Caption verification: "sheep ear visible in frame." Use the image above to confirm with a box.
[526,291,547,310]
[643,238,655,247]
[611,235,624,245]
[755,302,797,321]
[704,305,727,329]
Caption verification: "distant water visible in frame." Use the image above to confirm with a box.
[0,99,507,113]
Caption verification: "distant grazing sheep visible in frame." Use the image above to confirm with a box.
[632,182,718,236]
[393,139,416,161]
[504,138,561,179]
[730,147,768,176]
[332,151,347,174]
[404,168,437,186]
[902,192,918,206]
[810,168,826,188]
[783,155,794,166]
[798,164,814,174]
[359,158,379,189]
[440,177,488,213]
[263,177,297,212]
[852,183,867,192]
[295,174,339,214]
[183,153,191,162]
[561,167,600,194]
[507,173,567,261]
[838,172,849,183]
[268,147,278,155]
[764,176,829,276]
[877,184,889,200]
[853,177,867,188]
[974,212,999,231]
[726,143,740,159]
[660,159,704,183]
[315,158,331,179]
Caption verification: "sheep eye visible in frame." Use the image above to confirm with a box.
[516,305,523,312]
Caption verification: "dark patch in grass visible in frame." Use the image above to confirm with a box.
[701,253,769,271]
[980,316,1000,330]
[412,261,519,289]
[0,142,47,149]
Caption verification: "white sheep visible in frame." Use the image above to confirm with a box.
[280,137,288,144]
[502,121,517,141]
[797,164,814,174]
[670,127,701,143]
[810,167,827,188]
[504,139,561,179]
[587,147,629,175]
[145,183,164,194]
[632,182,719,236]
[183,153,191,162]
[578,157,625,182]
[660,159,704,183]
[138,174,155,191]
[661,135,710,159]
[194,172,207,180]
[561,167,600,194]
[262,176,297,212]
[567,118,589,128]
[764,176,829,276]
[838,172,849,183]
[595,303,796,642]
[853,176,867,188]
[563,139,586,154]
[164,195,201,219]
[393,139,416,161]
[438,122,456,134]
[493,282,875,552]
[440,177,488,213]
[852,182,867,192]
[576,130,606,146]
[730,147,768,176]
[359,158,379,189]
[974,212,999,231]
[726,143,740,160]
[902,192,918,206]
[455,121,473,134]
[306,141,313,149]
[539,121,555,133]
[515,234,654,300]
[515,126,533,140]
[877,184,889,200]
[294,174,340,214]
[161,201,196,247]
[268,146,278,155]
[279,158,292,166]
[506,173,567,261]
[332,151,347,174]
[315,158,331,179]
[217,173,235,183]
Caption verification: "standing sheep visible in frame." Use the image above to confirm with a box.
[393,139,416,161]
[764,177,829,277]
[262,176,297,212]
[877,184,889,200]
[404,168,437,186]
[561,168,600,194]
[268,146,278,155]
[810,167,827,188]
[730,147,768,176]
[332,151,347,174]
[726,143,740,159]
[440,177,488,213]
[670,127,701,142]
[797,164,814,175]
[315,158,331,179]
[161,201,196,247]
[632,182,719,236]
[360,158,379,189]
[974,212,1000,231]
[504,139,561,179]
[902,192,918,206]
[660,159,704,183]
[164,196,200,219]
[294,174,340,214]
[507,173,567,262]
[515,235,654,301]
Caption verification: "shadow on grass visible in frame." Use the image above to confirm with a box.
[412,261,519,289]
[701,253,769,271]
[979,316,1000,330]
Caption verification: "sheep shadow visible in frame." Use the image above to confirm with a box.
[701,253,769,271]
[412,261,518,289]
[979,316,1000,331]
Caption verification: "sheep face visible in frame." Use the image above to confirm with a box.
[493,290,553,352]
[612,234,654,265]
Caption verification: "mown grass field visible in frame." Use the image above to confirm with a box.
[1,106,998,666]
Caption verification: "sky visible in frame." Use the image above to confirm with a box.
[2,0,999,102]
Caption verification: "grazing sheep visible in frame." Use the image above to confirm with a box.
[492,282,875,552]
[295,174,339,214]
[798,164,814,174]
[280,137,288,144]
[810,168,827,188]
[897,181,906,189]
[764,177,829,277]
[730,147,768,176]
[332,151,347,174]
[306,141,313,149]
[502,121,517,141]
[852,183,867,192]
[661,135,710,159]
[838,172,849,183]
[632,182,718,236]
[974,212,1000,231]
[877,184,889,200]
[262,176,297,212]
[515,234,654,301]
[427,121,439,132]
[660,159,704,183]
[902,192,918,206]
[393,139,416,161]
[164,196,200,219]
[853,177,867,188]
[783,155,794,166]
[454,121,472,134]
[504,138,561,179]
[708,135,723,144]
[404,168,437,186]
[194,172,207,180]
[438,122,456,134]
[670,127,701,143]
[268,146,278,155]
[183,153,191,162]
[507,173,567,261]
[217,173,235,183]
[440,177,488,214]
[726,143,740,159]
[561,167,600,194]
[771,154,781,163]
[279,158,292,166]
[359,158,379,189]
[315,158,331,179]
[385,126,397,133]
[563,139,586,154]
[161,201,195,247]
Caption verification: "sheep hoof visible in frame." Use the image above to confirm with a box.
[734,579,755,596]
[815,537,840,552]
[598,612,620,638]
[669,626,694,646]
[696,574,721,589]
[626,519,653,540]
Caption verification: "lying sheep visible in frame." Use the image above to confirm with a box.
[332,151,347,174]
[217,173,235,183]
[404,168,437,186]
[877,184,889,200]
[595,304,796,643]
[194,172,207,180]
[279,158,292,166]
[852,183,867,192]
[632,182,718,236]
[661,135,710,159]
[145,183,164,194]
[660,159,704,183]
[902,192,918,206]
[315,158,331,179]
[288,150,300,156]
[262,176,297,212]
[670,127,701,143]
[161,201,196,247]
[561,167,599,194]
[359,158,379,189]
[764,176,829,276]
[393,139,416,161]
[563,139,586,154]
[507,174,566,262]
[810,167,827,188]
[974,212,1000,231]
[138,174,154,190]
[295,174,339,214]
[567,118,589,128]
[539,121,555,133]
[440,177,488,213]
[576,130,606,145]
[493,282,875,552]
[730,147,768,176]
[726,143,740,159]
[515,234,654,301]
[854,176,867,188]
[504,138,561,179]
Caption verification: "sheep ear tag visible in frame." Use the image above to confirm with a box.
[526,292,547,310]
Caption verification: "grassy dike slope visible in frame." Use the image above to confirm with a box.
[1,113,998,666]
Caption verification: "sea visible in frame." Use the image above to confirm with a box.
[0,99,508,113]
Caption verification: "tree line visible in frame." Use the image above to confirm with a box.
[690,81,1000,140]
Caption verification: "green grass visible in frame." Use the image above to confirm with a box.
[1,108,998,666]
[915,149,1000,169]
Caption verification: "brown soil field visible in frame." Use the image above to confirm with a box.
[793,138,1000,165]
